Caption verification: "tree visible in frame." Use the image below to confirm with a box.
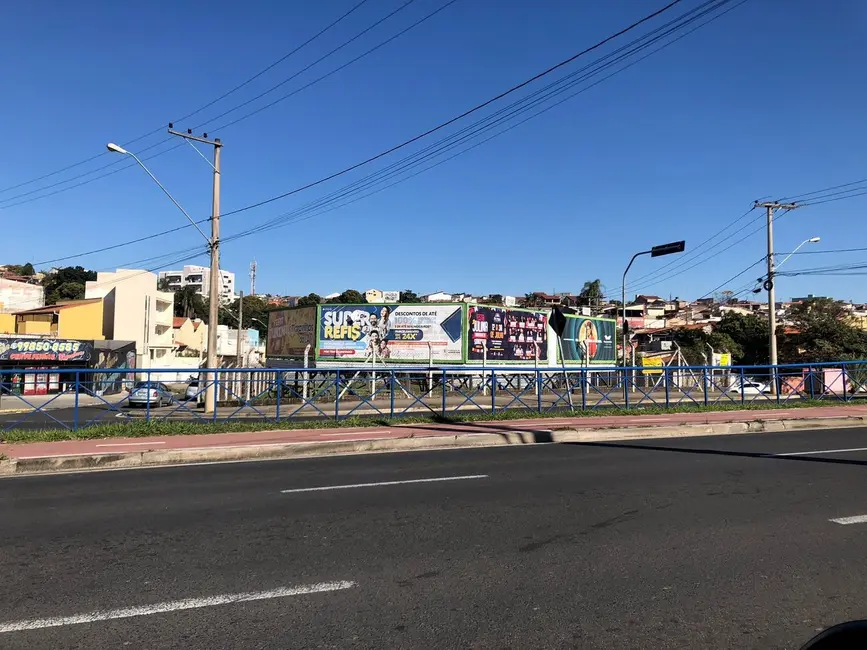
[486,294,504,305]
[521,293,544,308]
[157,278,171,292]
[42,266,96,304]
[780,298,867,363]
[4,262,35,277]
[714,312,769,366]
[579,279,603,305]
[399,289,419,303]
[327,289,364,304]
[174,286,206,320]
[297,293,322,307]
[219,294,271,332]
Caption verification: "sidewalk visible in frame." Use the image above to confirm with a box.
[0,392,125,414]
[4,405,867,475]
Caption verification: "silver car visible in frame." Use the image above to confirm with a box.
[129,381,174,407]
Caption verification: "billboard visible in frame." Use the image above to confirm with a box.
[382,291,400,303]
[0,337,93,363]
[467,306,547,363]
[558,315,617,364]
[267,307,317,357]
[317,304,464,362]
[641,357,664,375]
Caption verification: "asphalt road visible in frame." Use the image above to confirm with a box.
[5,428,867,648]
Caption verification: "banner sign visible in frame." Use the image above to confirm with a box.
[467,306,547,362]
[0,338,93,363]
[641,357,664,374]
[267,307,317,357]
[317,304,463,362]
[717,352,732,367]
[381,291,400,303]
[558,315,617,364]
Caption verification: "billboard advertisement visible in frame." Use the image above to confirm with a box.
[467,306,548,363]
[559,315,617,364]
[317,304,464,362]
[0,338,93,363]
[267,307,317,357]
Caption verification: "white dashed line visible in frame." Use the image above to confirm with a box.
[281,474,488,494]
[778,447,867,457]
[0,581,356,633]
[829,515,867,525]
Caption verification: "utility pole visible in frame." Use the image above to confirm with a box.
[168,125,222,413]
[754,200,798,395]
[236,291,244,367]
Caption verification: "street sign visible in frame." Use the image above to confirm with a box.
[641,357,664,374]
[651,240,686,257]
[549,307,576,337]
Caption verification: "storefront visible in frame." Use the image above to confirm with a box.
[0,337,94,395]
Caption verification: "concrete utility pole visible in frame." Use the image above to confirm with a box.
[236,291,244,368]
[168,126,223,413]
[754,200,798,395]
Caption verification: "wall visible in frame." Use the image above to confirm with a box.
[57,300,105,340]
[17,315,53,335]
[0,313,15,334]
[174,319,207,351]
[0,278,44,313]
[85,269,176,369]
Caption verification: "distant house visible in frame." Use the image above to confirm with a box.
[365,289,383,303]
[423,292,454,302]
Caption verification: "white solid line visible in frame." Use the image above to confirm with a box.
[95,442,167,447]
[0,581,355,633]
[830,515,867,525]
[327,430,392,436]
[281,474,488,494]
[778,447,867,457]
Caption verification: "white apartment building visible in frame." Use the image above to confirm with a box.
[0,277,44,313]
[85,269,175,369]
[159,265,235,302]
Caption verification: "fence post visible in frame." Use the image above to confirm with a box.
[145,369,151,422]
[334,370,341,421]
[212,369,219,422]
[441,369,447,417]
[808,366,815,401]
[536,370,542,413]
[842,363,850,402]
[702,367,709,407]
[739,367,745,406]
[491,369,496,414]
[389,371,395,419]
[580,370,587,410]
[623,367,630,410]
[664,369,670,408]
[275,372,282,420]
[73,371,80,431]
[774,364,781,404]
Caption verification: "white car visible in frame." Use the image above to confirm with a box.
[729,380,769,395]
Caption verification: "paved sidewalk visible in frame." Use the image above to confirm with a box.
[0,392,126,414]
[5,404,867,461]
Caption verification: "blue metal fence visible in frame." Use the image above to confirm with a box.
[0,361,864,432]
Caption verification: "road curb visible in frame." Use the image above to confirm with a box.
[5,415,867,476]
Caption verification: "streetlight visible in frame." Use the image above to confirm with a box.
[758,235,820,395]
[107,141,219,412]
[621,241,686,366]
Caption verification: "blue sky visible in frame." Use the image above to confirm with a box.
[2,0,866,302]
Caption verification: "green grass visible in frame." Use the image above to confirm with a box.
[0,398,858,444]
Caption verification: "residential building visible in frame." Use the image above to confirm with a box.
[364,288,383,303]
[14,299,105,340]
[423,292,453,302]
[0,277,44,316]
[158,265,236,302]
[216,325,261,360]
[85,269,175,369]
[173,317,207,353]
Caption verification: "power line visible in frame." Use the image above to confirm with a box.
[780,177,867,203]
[0,0,455,213]
[697,255,766,300]
[222,0,740,243]
[0,0,373,197]
[31,0,733,266]
[190,0,422,131]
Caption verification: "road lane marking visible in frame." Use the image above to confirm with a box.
[0,581,355,633]
[281,474,488,493]
[830,515,867,525]
[327,430,392,436]
[95,442,167,447]
[778,447,867,457]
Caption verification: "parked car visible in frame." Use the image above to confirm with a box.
[729,380,769,395]
[128,381,174,407]
[184,379,202,402]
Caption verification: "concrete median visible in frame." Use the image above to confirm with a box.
[3,413,867,476]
